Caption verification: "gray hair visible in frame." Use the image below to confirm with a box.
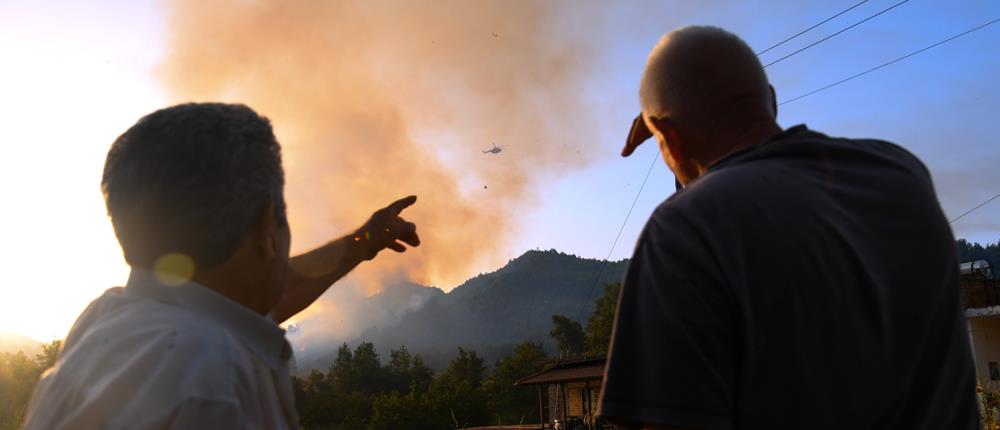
[102,103,286,269]
[640,26,772,131]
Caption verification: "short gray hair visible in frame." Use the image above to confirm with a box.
[640,26,772,131]
[102,103,286,269]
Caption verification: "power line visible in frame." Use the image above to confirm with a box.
[570,7,989,326]
[575,151,659,323]
[575,18,1000,316]
[757,0,873,56]
[570,2,915,325]
[764,0,910,68]
[950,192,1000,224]
[778,17,1000,106]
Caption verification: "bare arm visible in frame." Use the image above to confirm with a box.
[270,234,366,324]
[270,196,420,323]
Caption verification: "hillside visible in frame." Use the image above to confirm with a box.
[0,332,42,355]
[296,249,628,371]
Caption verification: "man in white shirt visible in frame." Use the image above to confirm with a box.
[23,103,421,429]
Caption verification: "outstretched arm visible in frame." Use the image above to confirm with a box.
[270,196,420,323]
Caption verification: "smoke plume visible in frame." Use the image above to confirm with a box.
[158,0,608,338]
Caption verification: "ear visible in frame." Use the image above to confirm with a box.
[251,202,279,260]
[769,84,778,117]
[647,115,687,164]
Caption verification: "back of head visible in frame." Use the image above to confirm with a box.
[640,26,773,136]
[102,103,286,271]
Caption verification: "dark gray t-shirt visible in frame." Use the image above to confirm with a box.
[599,125,977,429]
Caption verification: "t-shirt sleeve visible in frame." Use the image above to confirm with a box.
[598,205,737,430]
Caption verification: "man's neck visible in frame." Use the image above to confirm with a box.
[698,120,782,174]
[192,269,270,315]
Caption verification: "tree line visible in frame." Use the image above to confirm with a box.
[3,237,999,428]
[294,282,620,429]
[956,239,1000,271]
[5,237,998,428]
[0,282,619,430]
[0,341,59,430]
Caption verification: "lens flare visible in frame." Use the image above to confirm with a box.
[153,253,196,286]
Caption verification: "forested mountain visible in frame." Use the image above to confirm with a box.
[294,239,1000,372]
[296,249,628,371]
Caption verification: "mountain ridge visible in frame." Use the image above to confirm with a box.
[0,332,43,355]
[293,249,628,372]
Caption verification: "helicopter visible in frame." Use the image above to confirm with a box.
[482,142,506,154]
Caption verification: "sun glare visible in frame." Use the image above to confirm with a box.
[0,1,165,341]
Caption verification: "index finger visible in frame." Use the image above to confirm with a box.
[386,195,417,215]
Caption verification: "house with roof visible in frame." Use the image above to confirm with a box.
[962,260,1000,391]
[514,356,622,430]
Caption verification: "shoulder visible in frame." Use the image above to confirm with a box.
[57,296,247,399]
[691,129,931,201]
[27,299,252,428]
[643,167,760,238]
[778,128,931,179]
[719,126,928,172]
[138,309,249,398]
[843,136,933,179]
[62,287,126,349]
[632,192,725,279]
[159,313,242,369]
[640,196,694,248]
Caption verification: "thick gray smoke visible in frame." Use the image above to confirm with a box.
[158,0,612,342]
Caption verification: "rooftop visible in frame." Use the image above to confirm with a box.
[515,356,606,386]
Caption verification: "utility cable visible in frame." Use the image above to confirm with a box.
[757,0,873,56]
[779,17,1000,106]
[950,191,1000,224]
[764,0,910,68]
[574,151,659,324]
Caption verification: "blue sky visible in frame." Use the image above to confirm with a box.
[512,0,1000,261]
[1,0,998,340]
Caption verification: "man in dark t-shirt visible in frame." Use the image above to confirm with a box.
[598,26,977,429]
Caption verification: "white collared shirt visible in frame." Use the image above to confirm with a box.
[23,271,298,430]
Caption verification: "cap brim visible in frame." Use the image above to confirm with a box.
[622,113,652,157]
[624,113,681,190]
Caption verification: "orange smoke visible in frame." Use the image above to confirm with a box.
[158,0,605,291]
